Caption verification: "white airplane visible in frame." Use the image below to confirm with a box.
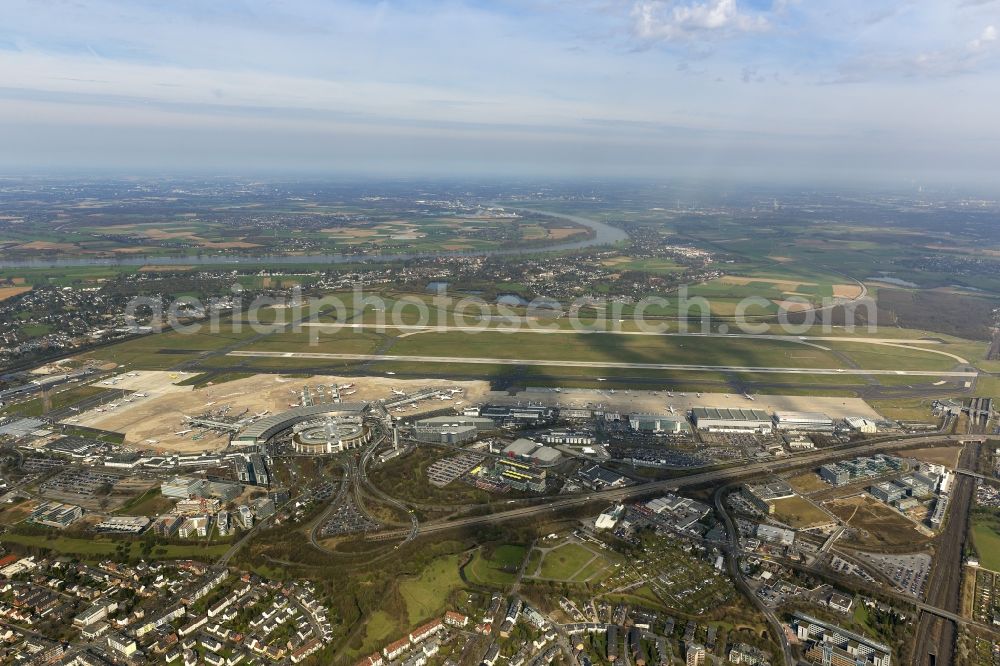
[668,405,675,414]
[175,429,192,436]
[204,401,216,407]
[135,392,148,398]
[391,389,406,396]
[386,371,396,375]
[69,406,79,412]
[447,388,463,395]
[744,393,755,401]
[289,403,300,408]
[597,378,607,382]
[342,390,356,395]
[254,411,270,417]
[145,439,158,444]
[437,395,451,401]
[455,401,464,405]
[338,383,354,389]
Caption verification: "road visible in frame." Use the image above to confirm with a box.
[368,434,978,540]
[912,442,980,666]
[227,350,978,378]
[714,483,795,665]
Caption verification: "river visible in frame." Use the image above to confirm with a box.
[0,208,628,269]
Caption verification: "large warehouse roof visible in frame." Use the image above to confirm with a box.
[692,407,771,422]
[235,402,368,443]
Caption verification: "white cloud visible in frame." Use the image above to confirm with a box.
[631,0,769,42]
[968,24,997,50]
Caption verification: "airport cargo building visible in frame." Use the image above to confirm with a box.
[413,416,496,444]
[691,408,772,433]
[773,411,836,433]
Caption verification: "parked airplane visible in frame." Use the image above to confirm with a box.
[175,429,192,436]
[391,389,406,396]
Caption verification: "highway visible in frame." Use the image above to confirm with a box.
[227,350,979,378]
[367,433,978,540]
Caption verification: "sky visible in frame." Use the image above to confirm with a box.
[1,0,999,184]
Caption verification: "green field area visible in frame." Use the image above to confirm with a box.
[0,532,229,561]
[398,553,465,625]
[535,541,599,580]
[113,488,176,516]
[0,384,107,416]
[769,495,834,529]
[387,330,846,368]
[355,610,398,659]
[83,327,262,369]
[465,544,526,587]
[971,515,1000,572]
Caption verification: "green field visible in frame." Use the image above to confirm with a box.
[972,516,1000,572]
[536,542,599,580]
[398,553,465,625]
[465,544,526,586]
[0,532,229,561]
[0,384,107,416]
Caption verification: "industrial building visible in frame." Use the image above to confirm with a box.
[844,417,878,434]
[643,494,711,531]
[496,459,547,492]
[773,411,836,433]
[413,415,495,444]
[29,501,83,529]
[477,404,556,427]
[870,482,906,503]
[628,414,687,434]
[540,430,596,446]
[500,439,562,467]
[691,408,772,433]
[578,465,630,490]
[161,475,205,499]
[756,524,795,546]
[741,480,795,515]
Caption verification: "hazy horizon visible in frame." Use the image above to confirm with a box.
[2,1,999,186]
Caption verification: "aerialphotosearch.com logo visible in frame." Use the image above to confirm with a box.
[124,283,878,343]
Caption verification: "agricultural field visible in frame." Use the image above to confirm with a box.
[0,193,591,260]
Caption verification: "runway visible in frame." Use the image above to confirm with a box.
[226,350,979,377]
